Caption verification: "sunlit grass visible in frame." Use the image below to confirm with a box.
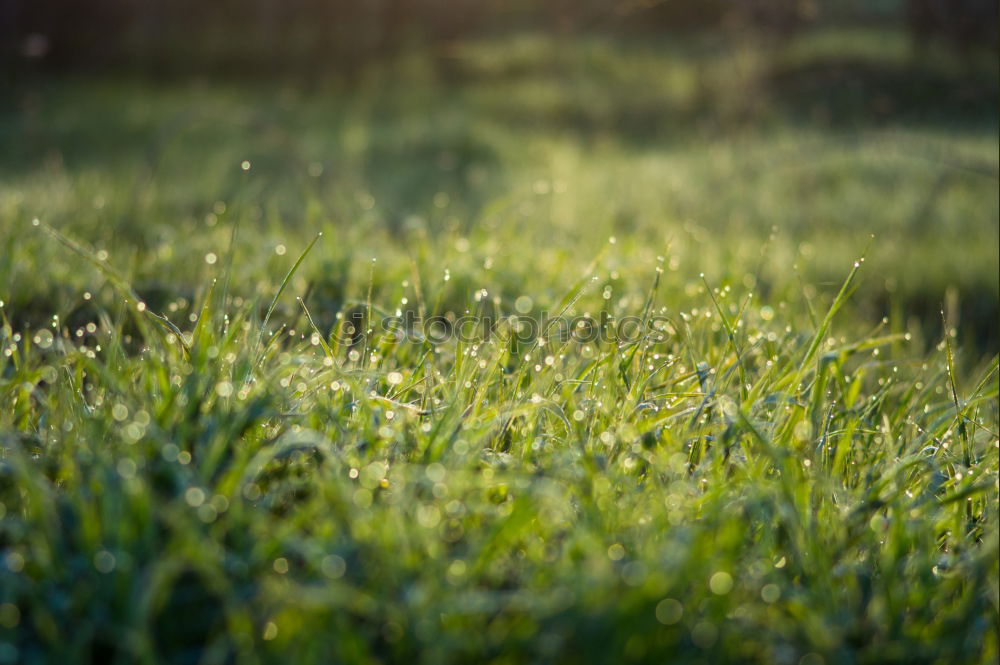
[1,227,997,663]
[0,27,997,665]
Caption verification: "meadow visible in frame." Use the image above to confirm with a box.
[0,26,998,664]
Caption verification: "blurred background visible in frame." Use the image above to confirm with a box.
[2,1,997,77]
[0,0,998,355]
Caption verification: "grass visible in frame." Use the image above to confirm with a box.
[1,27,998,664]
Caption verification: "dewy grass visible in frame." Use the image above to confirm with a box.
[0,226,996,664]
[0,27,997,665]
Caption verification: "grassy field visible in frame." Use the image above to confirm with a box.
[1,28,998,664]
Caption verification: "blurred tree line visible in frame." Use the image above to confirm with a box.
[0,0,996,77]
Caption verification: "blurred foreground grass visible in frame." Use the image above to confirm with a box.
[0,27,998,664]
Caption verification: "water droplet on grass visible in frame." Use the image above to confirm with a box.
[655,598,683,625]
[93,550,116,573]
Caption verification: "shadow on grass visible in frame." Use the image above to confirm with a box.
[766,56,999,128]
